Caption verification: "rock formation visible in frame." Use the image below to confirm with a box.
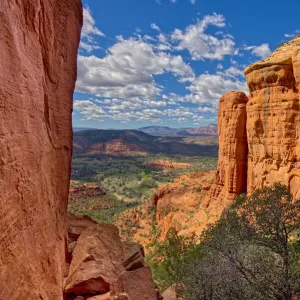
[65,214,160,300]
[89,139,143,154]
[208,91,248,205]
[245,37,300,198]
[148,172,215,239]
[65,224,125,297]
[0,1,82,299]
[148,38,300,243]
[208,37,300,207]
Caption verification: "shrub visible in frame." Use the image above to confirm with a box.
[150,184,300,300]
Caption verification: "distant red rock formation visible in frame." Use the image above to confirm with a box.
[0,1,82,299]
[149,160,191,170]
[186,124,218,135]
[89,139,143,154]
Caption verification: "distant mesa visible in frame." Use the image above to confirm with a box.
[138,124,218,137]
[73,129,219,157]
[73,127,98,132]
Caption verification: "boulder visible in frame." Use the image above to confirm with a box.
[0,0,82,299]
[122,242,145,271]
[65,224,125,297]
[67,212,98,244]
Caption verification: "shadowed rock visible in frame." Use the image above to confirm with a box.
[122,242,146,271]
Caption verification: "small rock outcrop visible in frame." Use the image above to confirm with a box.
[0,1,82,299]
[122,242,146,271]
[149,172,215,239]
[245,37,300,197]
[64,214,159,300]
[65,224,125,297]
[208,91,248,205]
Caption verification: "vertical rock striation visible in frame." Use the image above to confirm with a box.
[208,37,300,210]
[208,91,248,207]
[0,1,82,299]
[245,37,300,198]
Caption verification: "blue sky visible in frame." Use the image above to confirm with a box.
[73,0,300,129]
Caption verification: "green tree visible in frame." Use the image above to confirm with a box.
[151,184,300,300]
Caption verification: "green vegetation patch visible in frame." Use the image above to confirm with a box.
[149,184,300,300]
[68,193,141,224]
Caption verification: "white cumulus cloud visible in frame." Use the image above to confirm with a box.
[244,43,271,59]
[76,37,194,100]
[80,6,104,53]
[171,13,237,60]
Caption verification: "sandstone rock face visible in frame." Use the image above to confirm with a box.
[148,172,216,240]
[208,91,248,206]
[64,220,159,300]
[244,37,300,197]
[0,1,82,299]
[65,224,125,297]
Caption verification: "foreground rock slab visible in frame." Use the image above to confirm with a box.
[0,1,82,299]
[65,224,125,297]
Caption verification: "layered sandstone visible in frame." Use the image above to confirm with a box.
[208,91,248,206]
[0,1,82,299]
[245,37,300,197]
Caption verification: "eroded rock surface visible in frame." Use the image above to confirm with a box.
[64,218,159,300]
[245,37,300,197]
[208,91,248,206]
[0,1,82,299]
[65,224,125,297]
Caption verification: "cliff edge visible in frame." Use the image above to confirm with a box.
[0,1,82,299]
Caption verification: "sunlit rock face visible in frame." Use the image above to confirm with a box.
[245,37,300,198]
[0,1,82,299]
[209,91,248,206]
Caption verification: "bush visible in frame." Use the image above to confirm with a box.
[150,184,300,300]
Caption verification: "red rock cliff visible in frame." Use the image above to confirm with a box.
[0,1,82,299]
[245,37,300,198]
[209,91,248,205]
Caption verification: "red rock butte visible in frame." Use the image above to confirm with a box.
[209,91,248,206]
[245,37,300,198]
[211,36,300,204]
